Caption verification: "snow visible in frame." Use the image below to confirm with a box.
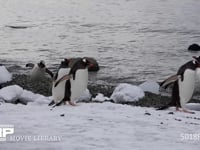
[0,103,200,150]
[139,80,160,94]
[111,83,145,103]
[92,93,110,102]
[0,85,51,104]
[186,103,200,111]
[0,85,23,102]
[0,83,200,149]
[0,66,12,84]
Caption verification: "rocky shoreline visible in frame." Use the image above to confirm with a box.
[1,74,200,108]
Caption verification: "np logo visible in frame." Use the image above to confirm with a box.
[0,125,14,141]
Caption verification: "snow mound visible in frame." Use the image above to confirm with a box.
[0,85,50,104]
[0,66,12,84]
[0,85,23,102]
[76,89,92,102]
[92,93,110,102]
[111,83,144,103]
[186,103,200,111]
[139,80,160,94]
[20,90,50,104]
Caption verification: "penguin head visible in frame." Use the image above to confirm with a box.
[193,56,200,64]
[60,59,69,68]
[38,60,45,69]
[82,58,94,68]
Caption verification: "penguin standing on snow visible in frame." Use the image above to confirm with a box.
[51,58,92,107]
[158,56,200,113]
[26,60,53,79]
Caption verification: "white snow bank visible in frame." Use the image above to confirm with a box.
[0,85,23,102]
[20,90,51,105]
[139,80,160,94]
[186,103,200,111]
[111,83,144,103]
[92,93,110,102]
[1,103,200,150]
[0,85,50,104]
[0,66,12,84]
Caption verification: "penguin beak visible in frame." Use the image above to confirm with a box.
[89,63,94,68]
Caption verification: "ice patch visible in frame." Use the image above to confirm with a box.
[0,66,12,84]
[111,83,144,103]
[139,80,160,94]
[92,93,110,102]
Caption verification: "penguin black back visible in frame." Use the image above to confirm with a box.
[53,59,69,81]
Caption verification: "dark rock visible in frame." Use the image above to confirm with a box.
[168,112,174,115]
[175,118,182,121]
[160,122,163,124]
[1,74,52,96]
[6,25,29,29]
[60,114,65,117]
[188,43,200,51]
[144,112,151,116]
[88,83,115,97]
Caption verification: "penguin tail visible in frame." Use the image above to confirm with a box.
[52,100,64,108]
[48,100,55,106]
[160,74,178,89]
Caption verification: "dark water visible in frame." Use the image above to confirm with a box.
[1,0,200,83]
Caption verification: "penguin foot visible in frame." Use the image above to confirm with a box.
[176,107,195,114]
[66,101,77,106]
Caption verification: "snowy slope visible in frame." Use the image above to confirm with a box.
[0,103,200,150]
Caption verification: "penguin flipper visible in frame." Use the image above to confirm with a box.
[45,68,54,79]
[160,75,179,89]
[54,74,72,87]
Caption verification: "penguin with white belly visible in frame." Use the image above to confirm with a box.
[158,56,200,113]
[51,58,92,107]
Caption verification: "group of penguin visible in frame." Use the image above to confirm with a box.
[26,56,200,114]
[26,58,93,107]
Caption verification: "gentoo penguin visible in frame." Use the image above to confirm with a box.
[48,58,70,106]
[51,58,92,107]
[26,60,53,79]
[158,56,200,113]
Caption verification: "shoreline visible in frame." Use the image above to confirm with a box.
[1,74,200,108]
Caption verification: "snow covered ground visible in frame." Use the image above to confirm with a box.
[0,67,200,149]
[1,102,200,150]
